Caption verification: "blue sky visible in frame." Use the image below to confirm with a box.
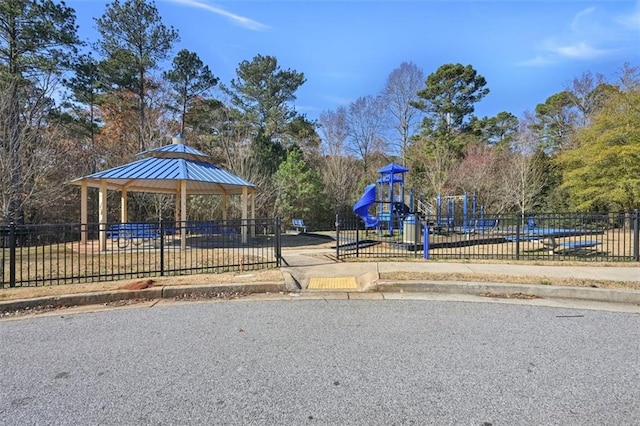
[69,0,640,121]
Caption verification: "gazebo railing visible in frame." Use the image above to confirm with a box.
[1,218,281,288]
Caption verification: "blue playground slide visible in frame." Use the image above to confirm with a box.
[353,184,379,228]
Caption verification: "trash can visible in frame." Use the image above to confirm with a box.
[403,215,422,244]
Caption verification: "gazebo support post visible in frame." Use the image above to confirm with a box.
[121,189,128,223]
[241,186,248,244]
[251,190,256,238]
[99,180,108,252]
[174,191,180,229]
[180,180,187,251]
[80,181,88,244]
[222,194,228,222]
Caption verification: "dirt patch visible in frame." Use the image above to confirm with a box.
[0,269,284,302]
[120,279,155,290]
[0,291,256,319]
[172,291,250,301]
[481,292,541,299]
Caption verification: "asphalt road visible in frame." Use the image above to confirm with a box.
[1,299,639,425]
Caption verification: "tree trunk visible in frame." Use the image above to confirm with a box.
[8,79,24,224]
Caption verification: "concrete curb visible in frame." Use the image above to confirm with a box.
[3,280,639,314]
[376,280,640,305]
[0,282,286,313]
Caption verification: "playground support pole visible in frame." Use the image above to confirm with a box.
[388,176,393,236]
[423,224,429,259]
[413,216,420,257]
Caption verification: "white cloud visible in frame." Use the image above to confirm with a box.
[571,6,596,32]
[164,0,269,30]
[519,4,637,67]
[616,9,640,29]
[553,42,609,59]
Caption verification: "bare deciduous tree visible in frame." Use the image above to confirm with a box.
[406,135,457,199]
[318,107,360,212]
[448,142,504,211]
[565,71,608,127]
[617,62,640,92]
[0,78,82,223]
[497,121,549,219]
[346,95,387,175]
[382,61,424,166]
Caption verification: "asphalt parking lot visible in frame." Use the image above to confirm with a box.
[1,298,638,425]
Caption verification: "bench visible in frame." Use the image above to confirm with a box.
[107,223,160,248]
[292,219,307,233]
[185,221,237,239]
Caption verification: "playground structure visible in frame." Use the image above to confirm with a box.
[353,163,412,236]
[350,163,606,255]
[418,193,491,235]
[352,162,492,238]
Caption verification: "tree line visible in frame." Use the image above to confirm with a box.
[1,0,638,227]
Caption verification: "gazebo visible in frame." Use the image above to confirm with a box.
[69,135,257,250]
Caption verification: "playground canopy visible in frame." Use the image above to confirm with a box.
[68,135,257,249]
[377,163,409,175]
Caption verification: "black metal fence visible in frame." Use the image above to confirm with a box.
[336,210,640,262]
[1,218,282,288]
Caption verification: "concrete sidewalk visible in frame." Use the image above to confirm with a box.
[279,248,640,305]
[280,248,640,283]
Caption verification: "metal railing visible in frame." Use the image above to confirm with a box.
[1,218,281,288]
[337,210,640,262]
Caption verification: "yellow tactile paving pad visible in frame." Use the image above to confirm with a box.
[307,276,358,290]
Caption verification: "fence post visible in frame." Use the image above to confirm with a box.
[515,214,521,261]
[159,220,165,276]
[355,214,360,258]
[275,217,282,267]
[634,209,639,262]
[335,214,340,261]
[9,222,16,288]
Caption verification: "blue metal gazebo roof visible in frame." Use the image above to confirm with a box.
[69,142,255,195]
[137,143,213,163]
